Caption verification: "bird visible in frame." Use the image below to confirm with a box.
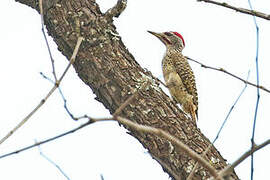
[148,31,198,123]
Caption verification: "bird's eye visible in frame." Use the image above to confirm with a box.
[164,32,172,36]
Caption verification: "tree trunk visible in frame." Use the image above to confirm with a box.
[16,0,239,179]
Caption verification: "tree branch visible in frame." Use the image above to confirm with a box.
[215,139,270,179]
[37,143,71,180]
[14,0,239,179]
[0,116,219,179]
[114,116,220,179]
[0,118,98,159]
[187,57,270,93]
[197,0,270,21]
[0,36,83,145]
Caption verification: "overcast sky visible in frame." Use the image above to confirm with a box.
[0,0,269,179]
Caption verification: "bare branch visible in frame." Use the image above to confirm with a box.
[248,1,260,178]
[0,115,219,179]
[58,37,84,83]
[187,57,270,93]
[197,0,270,21]
[7,109,263,180]
[0,81,141,158]
[105,0,127,19]
[100,174,104,180]
[216,139,270,179]
[0,117,113,159]
[39,72,79,120]
[39,0,57,81]
[37,142,71,180]
[188,73,249,180]
[0,37,83,146]
[112,116,220,179]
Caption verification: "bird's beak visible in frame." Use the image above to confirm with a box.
[147,30,163,39]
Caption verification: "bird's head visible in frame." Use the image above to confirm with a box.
[148,31,185,51]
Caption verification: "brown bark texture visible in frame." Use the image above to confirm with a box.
[16,0,239,179]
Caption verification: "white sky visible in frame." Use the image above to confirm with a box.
[0,0,269,179]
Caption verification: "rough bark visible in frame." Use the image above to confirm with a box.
[15,0,239,179]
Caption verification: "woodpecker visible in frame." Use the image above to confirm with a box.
[148,31,198,123]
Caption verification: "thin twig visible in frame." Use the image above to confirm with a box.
[39,0,57,81]
[0,117,113,159]
[187,57,270,93]
[0,80,145,158]
[40,72,54,83]
[248,1,260,179]
[187,71,250,180]
[197,0,270,21]
[58,87,78,120]
[40,71,78,120]
[40,71,84,120]
[58,37,84,83]
[0,86,56,145]
[215,139,270,180]
[100,174,104,180]
[37,141,70,180]
[0,37,83,146]
[213,70,250,144]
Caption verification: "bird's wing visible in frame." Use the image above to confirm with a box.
[174,54,198,116]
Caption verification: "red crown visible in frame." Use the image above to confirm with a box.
[173,32,185,46]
